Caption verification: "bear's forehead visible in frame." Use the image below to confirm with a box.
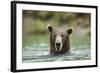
[53,28,66,34]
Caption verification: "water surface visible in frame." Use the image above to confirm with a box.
[22,44,91,63]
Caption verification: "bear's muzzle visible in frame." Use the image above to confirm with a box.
[55,35,63,51]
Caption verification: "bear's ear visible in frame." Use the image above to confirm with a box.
[47,25,53,32]
[67,28,73,35]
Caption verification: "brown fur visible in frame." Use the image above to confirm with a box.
[48,25,73,55]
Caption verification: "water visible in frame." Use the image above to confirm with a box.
[22,44,91,63]
[22,34,91,63]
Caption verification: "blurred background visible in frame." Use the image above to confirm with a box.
[22,10,91,62]
[22,10,91,49]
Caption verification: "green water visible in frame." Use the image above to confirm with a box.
[22,34,91,63]
[22,34,90,49]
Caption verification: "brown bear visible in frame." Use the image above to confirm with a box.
[47,25,73,55]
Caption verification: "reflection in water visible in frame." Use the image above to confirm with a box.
[22,45,91,63]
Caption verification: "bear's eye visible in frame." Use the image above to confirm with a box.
[61,34,64,37]
[54,34,56,37]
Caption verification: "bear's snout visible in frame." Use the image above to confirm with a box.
[56,43,60,46]
[55,35,63,51]
[56,43,61,49]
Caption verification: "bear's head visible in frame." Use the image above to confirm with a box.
[47,25,73,55]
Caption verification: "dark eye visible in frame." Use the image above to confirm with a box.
[61,34,64,37]
[54,34,56,37]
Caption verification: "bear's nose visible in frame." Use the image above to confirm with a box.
[56,43,60,46]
